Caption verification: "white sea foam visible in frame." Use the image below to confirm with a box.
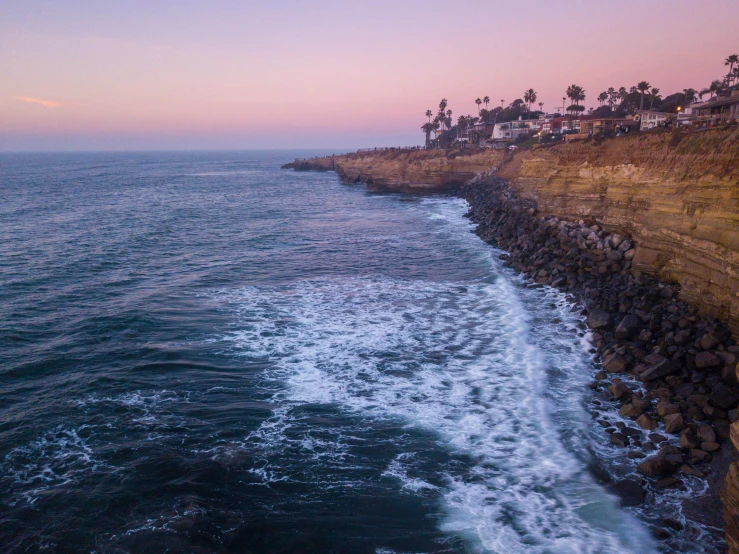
[214,194,660,553]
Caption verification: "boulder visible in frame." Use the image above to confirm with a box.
[615,314,641,340]
[701,441,720,452]
[695,351,721,369]
[611,479,646,506]
[664,413,686,434]
[679,429,700,449]
[637,456,674,477]
[656,402,681,418]
[640,359,681,382]
[695,423,716,443]
[619,404,643,419]
[608,381,632,400]
[603,353,627,373]
[711,384,739,410]
[700,332,720,350]
[636,414,658,430]
[586,309,611,330]
[610,433,629,447]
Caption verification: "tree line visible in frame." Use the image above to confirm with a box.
[422,53,738,147]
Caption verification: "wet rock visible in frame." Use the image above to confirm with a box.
[701,441,720,452]
[700,332,720,350]
[615,314,641,340]
[656,402,680,418]
[618,404,643,419]
[663,413,686,434]
[680,464,705,478]
[695,351,721,369]
[649,433,668,443]
[679,429,700,449]
[711,384,739,410]
[640,359,681,382]
[654,476,683,489]
[608,381,632,400]
[602,353,627,373]
[637,455,675,477]
[586,309,611,330]
[695,423,717,443]
[612,478,646,506]
[610,433,629,447]
[636,414,658,430]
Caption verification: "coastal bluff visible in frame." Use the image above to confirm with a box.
[282,148,508,193]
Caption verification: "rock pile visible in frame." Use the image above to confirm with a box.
[463,172,739,490]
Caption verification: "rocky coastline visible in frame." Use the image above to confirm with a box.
[463,171,739,548]
[283,134,739,549]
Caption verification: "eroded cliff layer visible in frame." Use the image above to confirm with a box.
[285,148,507,193]
[508,128,739,336]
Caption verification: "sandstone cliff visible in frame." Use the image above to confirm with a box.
[507,128,739,337]
[285,148,507,193]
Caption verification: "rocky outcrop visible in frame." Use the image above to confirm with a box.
[288,148,507,193]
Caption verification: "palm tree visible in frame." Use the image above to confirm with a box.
[649,87,660,110]
[562,97,566,115]
[538,102,544,114]
[597,91,608,106]
[483,96,490,110]
[421,122,434,148]
[500,99,505,109]
[607,87,617,110]
[566,84,585,107]
[682,88,697,105]
[699,80,723,100]
[726,54,739,85]
[636,81,650,111]
[425,110,433,123]
[475,98,482,114]
[523,88,537,119]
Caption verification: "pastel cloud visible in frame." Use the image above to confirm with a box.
[16,96,63,109]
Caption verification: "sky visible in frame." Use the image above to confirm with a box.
[2,0,738,151]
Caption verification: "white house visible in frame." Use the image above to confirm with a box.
[639,111,671,130]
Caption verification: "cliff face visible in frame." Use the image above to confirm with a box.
[286,148,507,193]
[507,129,739,337]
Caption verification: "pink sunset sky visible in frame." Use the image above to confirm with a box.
[2,0,738,151]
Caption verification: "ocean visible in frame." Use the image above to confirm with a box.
[0,151,718,552]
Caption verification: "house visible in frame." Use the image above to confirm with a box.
[638,111,672,131]
[691,90,739,125]
[491,119,533,142]
[578,117,639,137]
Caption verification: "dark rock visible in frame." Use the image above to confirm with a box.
[637,456,674,477]
[618,404,643,419]
[700,332,720,350]
[608,381,632,400]
[610,433,629,447]
[663,413,686,434]
[615,314,641,339]
[640,359,681,382]
[586,309,611,330]
[711,384,739,410]
[602,353,627,373]
[636,414,658,430]
[695,423,716,443]
[695,351,721,369]
[611,479,646,506]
